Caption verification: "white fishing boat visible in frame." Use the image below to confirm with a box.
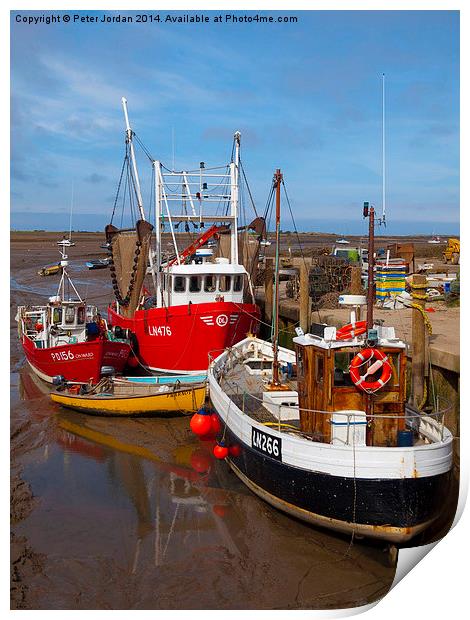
[205,178,453,543]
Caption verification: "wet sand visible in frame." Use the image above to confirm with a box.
[10,231,453,609]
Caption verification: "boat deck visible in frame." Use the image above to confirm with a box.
[219,358,299,426]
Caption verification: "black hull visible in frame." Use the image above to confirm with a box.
[223,428,451,542]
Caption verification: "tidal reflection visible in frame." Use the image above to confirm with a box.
[14,365,395,609]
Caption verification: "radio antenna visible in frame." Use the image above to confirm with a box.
[381,73,386,227]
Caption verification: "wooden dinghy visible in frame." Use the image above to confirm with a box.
[51,376,207,416]
[37,263,62,277]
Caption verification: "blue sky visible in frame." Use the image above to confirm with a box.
[10,10,459,234]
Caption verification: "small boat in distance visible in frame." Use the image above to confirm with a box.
[86,258,111,270]
[51,376,207,416]
[428,235,444,244]
[57,237,75,248]
[57,184,76,247]
[38,262,62,277]
[336,238,350,244]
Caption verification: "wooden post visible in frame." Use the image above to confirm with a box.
[265,258,274,327]
[299,261,310,333]
[350,266,363,321]
[411,274,427,408]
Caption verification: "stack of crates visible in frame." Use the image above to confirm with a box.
[375,259,407,301]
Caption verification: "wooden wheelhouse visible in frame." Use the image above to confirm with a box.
[295,324,407,448]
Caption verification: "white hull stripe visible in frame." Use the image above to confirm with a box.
[209,337,453,481]
[26,360,54,384]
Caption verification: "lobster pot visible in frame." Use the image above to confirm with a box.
[375,261,407,300]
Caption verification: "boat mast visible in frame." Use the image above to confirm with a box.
[364,202,375,330]
[269,169,285,389]
[153,159,162,306]
[122,97,146,221]
[69,182,74,242]
[56,242,83,302]
[230,131,240,265]
[121,97,157,295]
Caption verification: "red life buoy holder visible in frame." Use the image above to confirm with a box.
[349,348,392,392]
[336,320,367,341]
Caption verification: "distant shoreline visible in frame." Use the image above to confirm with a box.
[10,229,460,242]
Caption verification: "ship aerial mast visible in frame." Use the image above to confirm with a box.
[381,73,386,227]
[268,169,288,391]
[56,241,82,302]
[121,97,158,295]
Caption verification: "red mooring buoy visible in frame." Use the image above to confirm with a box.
[213,441,229,459]
[190,408,213,437]
[210,413,222,435]
[229,444,241,457]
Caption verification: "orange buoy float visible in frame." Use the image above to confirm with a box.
[210,413,222,435]
[190,408,213,436]
[229,443,241,457]
[213,440,229,460]
[336,320,367,341]
[349,347,392,392]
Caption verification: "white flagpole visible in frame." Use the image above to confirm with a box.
[382,73,386,226]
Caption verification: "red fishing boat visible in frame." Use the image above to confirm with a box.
[106,98,261,374]
[17,241,131,383]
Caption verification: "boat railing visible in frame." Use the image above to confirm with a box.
[218,376,452,445]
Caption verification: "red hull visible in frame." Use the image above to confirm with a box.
[22,336,130,384]
[108,301,260,373]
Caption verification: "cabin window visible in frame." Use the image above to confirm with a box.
[219,275,231,292]
[189,276,201,293]
[64,306,75,325]
[233,275,243,292]
[333,352,354,387]
[52,308,62,324]
[174,276,186,292]
[77,307,85,324]
[204,275,216,292]
[316,355,324,384]
[296,347,304,378]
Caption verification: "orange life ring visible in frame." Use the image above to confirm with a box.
[336,320,367,341]
[349,347,392,392]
